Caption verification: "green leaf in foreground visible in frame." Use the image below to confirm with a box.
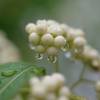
[0,62,45,100]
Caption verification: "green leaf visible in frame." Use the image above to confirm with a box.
[0,62,45,100]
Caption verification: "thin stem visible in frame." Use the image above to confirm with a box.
[70,64,86,89]
[53,57,59,72]
[70,79,82,90]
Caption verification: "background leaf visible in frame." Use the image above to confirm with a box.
[0,62,45,100]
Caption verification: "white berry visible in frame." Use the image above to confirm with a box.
[73,37,86,48]
[29,32,40,45]
[46,47,58,56]
[30,77,40,86]
[48,24,63,36]
[58,96,69,100]
[25,23,36,34]
[31,85,47,99]
[46,93,57,100]
[35,45,45,53]
[36,20,47,35]
[59,86,71,97]
[41,34,54,46]
[54,36,66,48]
[42,76,59,92]
[52,73,65,87]
[96,81,100,92]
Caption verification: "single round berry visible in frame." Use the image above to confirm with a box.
[96,81,100,92]
[36,20,47,35]
[59,86,71,97]
[73,37,86,48]
[46,46,58,56]
[83,47,99,60]
[29,32,40,45]
[25,23,36,34]
[47,20,58,26]
[41,34,54,46]
[58,96,69,100]
[52,73,65,87]
[54,36,66,48]
[75,29,85,37]
[46,93,57,100]
[31,85,47,99]
[42,75,60,92]
[48,25,63,36]
[35,45,45,53]
[60,24,69,36]
[30,77,40,86]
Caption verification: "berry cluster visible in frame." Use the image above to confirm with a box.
[25,19,100,69]
[29,73,71,100]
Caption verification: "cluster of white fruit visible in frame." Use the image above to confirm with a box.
[25,19,100,69]
[29,73,71,100]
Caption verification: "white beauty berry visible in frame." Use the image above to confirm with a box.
[42,76,59,92]
[37,19,47,25]
[58,96,69,100]
[46,46,58,56]
[54,36,66,48]
[92,59,100,69]
[73,37,86,48]
[83,47,99,60]
[75,29,85,37]
[96,81,100,92]
[31,85,47,99]
[30,77,40,86]
[47,20,58,26]
[67,28,84,40]
[67,28,77,39]
[29,32,40,45]
[48,24,63,36]
[59,86,71,97]
[89,49,99,59]
[60,24,69,36]
[46,93,57,100]
[36,20,47,35]
[25,23,36,34]
[35,45,45,53]
[52,73,65,87]
[41,34,54,46]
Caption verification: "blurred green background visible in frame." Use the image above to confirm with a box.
[0,0,100,62]
[0,0,100,99]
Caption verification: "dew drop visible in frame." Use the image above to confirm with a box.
[1,70,17,77]
[36,53,43,60]
[47,56,57,63]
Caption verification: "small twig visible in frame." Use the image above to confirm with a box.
[70,64,86,89]
[53,57,59,72]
